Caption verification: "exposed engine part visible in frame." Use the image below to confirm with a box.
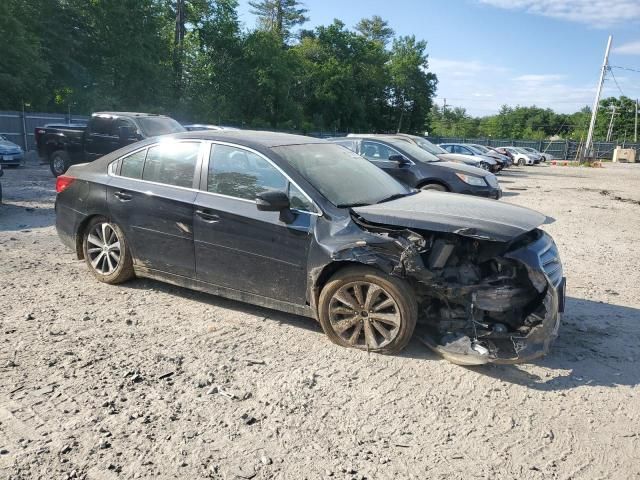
[428,239,455,269]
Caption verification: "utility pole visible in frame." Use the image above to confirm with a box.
[606,105,616,142]
[635,99,638,143]
[583,35,613,162]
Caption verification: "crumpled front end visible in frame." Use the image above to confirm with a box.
[342,214,565,365]
[419,231,565,365]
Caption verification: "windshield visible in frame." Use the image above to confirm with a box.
[515,147,532,154]
[138,117,186,137]
[471,144,490,153]
[273,143,411,208]
[386,139,440,163]
[465,145,487,155]
[412,137,447,155]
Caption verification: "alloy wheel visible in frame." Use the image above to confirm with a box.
[86,223,121,275]
[328,281,401,350]
[53,156,65,175]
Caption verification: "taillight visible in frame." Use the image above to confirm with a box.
[56,175,76,193]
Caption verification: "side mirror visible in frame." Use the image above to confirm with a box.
[256,191,295,223]
[389,154,410,166]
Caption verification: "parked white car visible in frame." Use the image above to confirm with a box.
[502,147,538,166]
[521,147,551,162]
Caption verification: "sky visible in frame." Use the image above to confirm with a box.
[236,0,640,117]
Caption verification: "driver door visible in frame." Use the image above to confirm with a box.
[360,140,414,185]
[193,143,316,304]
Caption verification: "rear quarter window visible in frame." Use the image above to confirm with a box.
[120,149,147,179]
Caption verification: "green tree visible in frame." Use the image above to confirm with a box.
[355,15,394,45]
[249,0,308,42]
[388,35,437,133]
[0,1,49,109]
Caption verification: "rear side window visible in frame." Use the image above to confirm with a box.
[120,149,147,179]
[208,145,287,200]
[142,142,200,188]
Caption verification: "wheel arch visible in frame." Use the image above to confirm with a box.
[75,213,108,260]
[416,178,450,191]
[310,260,392,315]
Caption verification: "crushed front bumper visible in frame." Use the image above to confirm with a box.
[420,232,565,365]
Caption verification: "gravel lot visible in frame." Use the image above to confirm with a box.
[1,161,639,480]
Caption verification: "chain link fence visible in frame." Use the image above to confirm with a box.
[0,111,90,151]
[425,136,636,161]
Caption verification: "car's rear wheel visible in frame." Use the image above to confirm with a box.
[420,183,447,192]
[50,151,70,177]
[318,266,417,354]
[82,217,134,284]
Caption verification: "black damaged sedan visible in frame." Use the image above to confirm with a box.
[55,131,565,364]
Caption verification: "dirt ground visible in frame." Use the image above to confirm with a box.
[1,160,639,480]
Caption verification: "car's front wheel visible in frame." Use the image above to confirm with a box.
[82,217,134,284]
[318,266,417,354]
[518,158,526,166]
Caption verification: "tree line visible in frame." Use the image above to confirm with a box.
[428,97,639,143]
[0,0,437,134]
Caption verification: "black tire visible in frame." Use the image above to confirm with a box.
[318,266,418,355]
[82,216,134,284]
[420,183,447,192]
[50,150,70,177]
[518,158,526,166]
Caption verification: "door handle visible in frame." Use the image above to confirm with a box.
[195,209,220,223]
[114,191,132,201]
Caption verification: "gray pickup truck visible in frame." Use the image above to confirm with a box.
[36,112,185,176]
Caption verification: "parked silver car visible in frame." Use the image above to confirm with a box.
[521,147,551,162]
[0,135,24,167]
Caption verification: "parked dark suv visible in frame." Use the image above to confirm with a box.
[54,131,564,364]
[330,136,502,199]
[36,112,185,176]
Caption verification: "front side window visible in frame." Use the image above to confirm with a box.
[137,117,186,137]
[361,141,400,161]
[208,145,287,201]
[141,142,199,188]
[112,118,137,137]
[89,116,112,135]
[120,148,147,179]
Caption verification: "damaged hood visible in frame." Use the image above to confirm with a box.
[353,191,546,242]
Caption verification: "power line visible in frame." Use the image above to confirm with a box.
[607,67,625,97]
[610,65,640,75]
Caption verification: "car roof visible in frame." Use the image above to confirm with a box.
[92,112,171,119]
[170,130,326,148]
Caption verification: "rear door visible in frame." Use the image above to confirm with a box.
[107,141,204,277]
[193,142,316,304]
